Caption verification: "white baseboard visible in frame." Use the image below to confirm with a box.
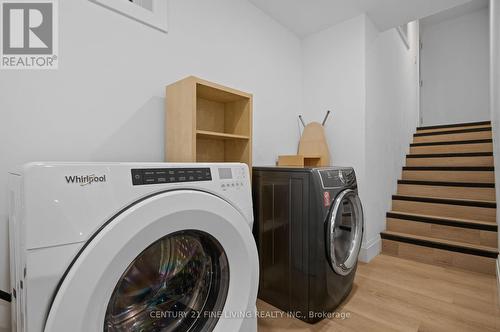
[359,236,381,263]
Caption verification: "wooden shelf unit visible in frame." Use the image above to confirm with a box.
[196,130,250,140]
[165,76,253,169]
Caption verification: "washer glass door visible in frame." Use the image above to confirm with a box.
[104,230,229,332]
[327,189,364,276]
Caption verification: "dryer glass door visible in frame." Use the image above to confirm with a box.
[104,230,229,332]
[327,189,364,276]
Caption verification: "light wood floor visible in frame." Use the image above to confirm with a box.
[257,254,500,332]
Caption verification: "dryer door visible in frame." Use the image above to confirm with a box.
[44,190,258,332]
[326,189,364,276]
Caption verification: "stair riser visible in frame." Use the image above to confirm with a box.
[397,184,496,201]
[392,200,496,223]
[406,156,493,167]
[382,239,496,275]
[410,143,493,154]
[402,170,495,183]
[413,131,492,144]
[416,124,491,134]
[386,218,498,248]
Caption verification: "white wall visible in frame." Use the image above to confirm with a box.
[302,15,419,262]
[421,7,490,126]
[489,0,500,286]
[302,15,367,192]
[364,19,420,260]
[0,0,303,328]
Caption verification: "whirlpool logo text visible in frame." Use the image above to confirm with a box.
[65,174,107,186]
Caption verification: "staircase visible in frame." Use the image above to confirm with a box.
[381,120,499,275]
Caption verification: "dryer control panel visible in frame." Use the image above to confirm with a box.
[318,168,356,189]
[131,168,212,185]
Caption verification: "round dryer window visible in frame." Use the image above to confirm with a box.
[327,189,364,276]
[104,230,229,332]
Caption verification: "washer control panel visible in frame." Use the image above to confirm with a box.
[218,166,247,191]
[131,168,212,185]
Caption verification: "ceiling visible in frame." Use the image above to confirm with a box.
[248,0,475,37]
[421,0,488,26]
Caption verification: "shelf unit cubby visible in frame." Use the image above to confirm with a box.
[165,76,253,170]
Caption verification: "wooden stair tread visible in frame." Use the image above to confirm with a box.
[413,126,492,137]
[415,124,492,135]
[406,152,493,158]
[392,194,496,207]
[403,166,494,171]
[381,231,498,257]
[398,179,495,188]
[416,120,491,131]
[410,139,492,147]
[386,211,498,230]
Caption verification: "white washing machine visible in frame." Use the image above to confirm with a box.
[8,162,259,332]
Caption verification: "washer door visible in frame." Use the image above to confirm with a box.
[326,189,364,276]
[44,190,258,332]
